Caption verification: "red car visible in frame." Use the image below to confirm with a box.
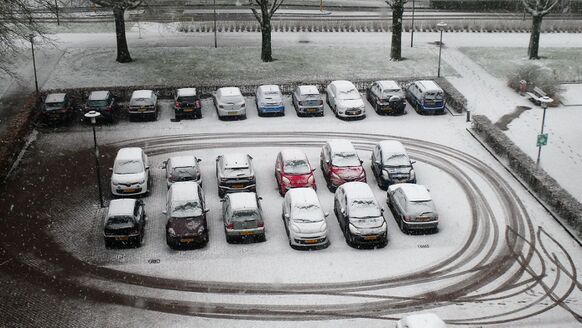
[275,149,316,195]
[320,140,366,191]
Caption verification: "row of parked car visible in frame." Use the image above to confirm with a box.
[103,140,439,249]
[41,80,446,124]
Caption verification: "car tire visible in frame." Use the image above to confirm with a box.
[241,113,247,120]
[399,216,409,234]
[226,234,234,244]
[218,189,225,199]
[344,226,353,246]
[104,238,113,248]
[166,234,175,248]
[257,234,266,242]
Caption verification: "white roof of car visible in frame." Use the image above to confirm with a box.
[177,88,196,97]
[376,80,401,90]
[107,199,136,217]
[228,192,258,211]
[222,153,250,168]
[169,155,197,168]
[218,87,242,97]
[415,80,443,91]
[400,313,447,328]
[331,80,357,91]
[341,182,376,201]
[169,181,200,202]
[131,90,154,99]
[378,140,407,155]
[280,148,308,162]
[88,91,109,101]
[327,139,356,154]
[286,187,319,205]
[45,93,66,103]
[116,147,143,161]
[390,183,432,202]
[258,85,281,93]
[298,85,319,95]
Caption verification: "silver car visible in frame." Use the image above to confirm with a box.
[163,156,202,188]
[292,85,324,116]
[282,188,329,249]
[216,153,256,198]
[214,87,246,120]
[387,183,439,233]
[222,192,266,243]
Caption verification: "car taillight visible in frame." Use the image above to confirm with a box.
[298,101,304,106]
[131,228,139,234]
[105,106,112,112]
[319,100,323,105]
[226,223,234,229]
[175,101,181,109]
[403,215,413,222]
[195,100,201,108]
[257,221,264,228]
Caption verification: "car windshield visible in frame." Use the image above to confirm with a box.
[171,200,202,218]
[88,100,108,107]
[232,209,259,221]
[332,152,361,167]
[45,102,64,109]
[291,203,323,223]
[408,200,435,216]
[384,154,410,167]
[338,88,360,100]
[283,160,310,175]
[170,166,197,181]
[350,199,381,218]
[113,160,143,174]
[106,216,133,225]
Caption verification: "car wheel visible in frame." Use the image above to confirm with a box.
[378,236,388,248]
[334,106,339,118]
[344,226,353,246]
[175,114,182,121]
[399,216,408,234]
[258,234,266,242]
[241,113,247,120]
[218,189,225,198]
[104,238,113,248]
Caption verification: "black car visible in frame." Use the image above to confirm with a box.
[174,88,202,120]
[103,198,146,248]
[165,181,209,248]
[366,80,406,115]
[216,153,256,198]
[41,93,74,123]
[371,140,416,189]
[85,90,118,122]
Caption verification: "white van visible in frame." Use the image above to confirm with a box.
[405,80,445,114]
[110,147,150,197]
[128,90,158,121]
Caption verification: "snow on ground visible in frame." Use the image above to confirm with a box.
[561,83,582,105]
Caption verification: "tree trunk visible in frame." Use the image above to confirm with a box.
[528,14,543,59]
[390,5,404,60]
[113,7,132,63]
[260,9,272,62]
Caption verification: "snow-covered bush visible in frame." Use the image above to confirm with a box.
[507,63,562,100]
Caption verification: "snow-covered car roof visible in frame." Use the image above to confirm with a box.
[286,187,319,206]
[222,153,250,168]
[257,85,281,94]
[107,199,136,218]
[327,139,356,155]
[376,80,401,90]
[341,182,376,202]
[45,93,66,103]
[280,148,309,162]
[378,140,407,156]
[169,181,200,202]
[217,87,242,97]
[330,80,357,91]
[115,147,143,161]
[228,192,259,211]
[176,88,196,97]
[389,183,432,202]
[169,155,198,168]
[297,85,319,95]
[88,90,110,101]
[414,80,443,92]
[131,89,154,99]
[399,313,447,328]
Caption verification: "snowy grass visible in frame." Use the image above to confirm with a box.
[459,47,582,82]
[43,45,454,89]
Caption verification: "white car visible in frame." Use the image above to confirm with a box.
[214,87,246,120]
[110,147,150,197]
[325,80,366,119]
[387,183,438,233]
[282,188,329,249]
[396,313,447,328]
[255,85,285,116]
[163,155,202,188]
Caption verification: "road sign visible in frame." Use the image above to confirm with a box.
[537,133,548,147]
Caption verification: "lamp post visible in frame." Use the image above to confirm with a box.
[535,96,553,169]
[436,21,447,78]
[29,33,39,96]
[410,0,415,47]
[85,111,104,208]
[213,0,217,48]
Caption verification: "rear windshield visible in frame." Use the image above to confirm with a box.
[222,95,243,103]
[425,91,444,100]
[45,102,64,109]
[408,200,435,215]
[177,96,197,103]
[283,160,310,175]
[171,200,202,218]
[106,216,133,225]
[332,152,361,167]
[114,160,143,174]
[382,89,402,97]
[130,98,153,106]
[232,209,259,221]
[88,100,108,107]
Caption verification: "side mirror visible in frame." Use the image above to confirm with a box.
[311,168,316,172]
[258,196,263,201]
[324,211,329,217]
[381,208,385,213]
[360,159,364,164]
[248,155,253,159]
[108,167,113,171]
[284,213,290,219]
[145,165,150,170]
[411,160,417,164]
[216,157,220,162]
[197,158,202,163]
[340,208,346,215]
[276,167,281,172]
[162,210,167,215]
[203,208,210,213]
[219,198,225,202]
[162,160,168,169]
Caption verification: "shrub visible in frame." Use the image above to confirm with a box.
[507,63,563,98]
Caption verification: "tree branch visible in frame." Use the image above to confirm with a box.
[250,7,262,25]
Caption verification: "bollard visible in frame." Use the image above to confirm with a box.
[466,110,471,122]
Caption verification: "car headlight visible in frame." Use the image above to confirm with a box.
[138,179,146,184]
[168,228,176,237]
[358,170,366,178]
[197,225,206,234]
[382,169,389,179]
[307,175,315,184]
[330,171,341,179]
[290,223,301,233]
[111,180,119,186]
[282,176,291,184]
[348,223,361,235]
[379,221,387,233]
[410,170,416,180]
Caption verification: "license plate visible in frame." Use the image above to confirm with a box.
[349,110,361,115]
[125,188,135,193]
[417,216,430,222]
[307,108,317,113]
[240,231,254,236]
[364,236,377,241]
[139,108,145,112]
[115,236,129,241]
[183,108,193,112]
[180,238,194,243]
[228,111,238,115]
[305,239,318,244]
[232,184,243,188]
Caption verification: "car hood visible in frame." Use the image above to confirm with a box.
[290,220,327,234]
[168,217,205,235]
[112,172,145,184]
[337,98,364,108]
[350,216,385,229]
[284,173,313,185]
[333,166,364,179]
[222,168,253,179]
[384,166,413,175]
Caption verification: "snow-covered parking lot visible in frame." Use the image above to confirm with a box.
[3,94,579,327]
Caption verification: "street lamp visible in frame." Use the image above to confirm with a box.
[213,0,217,48]
[410,0,415,47]
[436,21,447,78]
[85,110,104,208]
[29,33,39,96]
[535,96,553,169]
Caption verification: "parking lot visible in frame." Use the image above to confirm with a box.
[3,94,581,326]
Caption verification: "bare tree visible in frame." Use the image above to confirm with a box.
[0,0,54,76]
[90,0,143,63]
[521,0,559,59]
[249,0,285,62]
[385,0,407,61]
